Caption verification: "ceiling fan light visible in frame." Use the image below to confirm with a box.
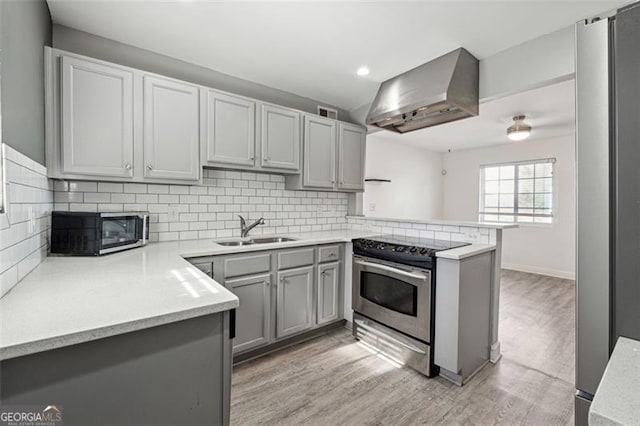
[507,115,532,141]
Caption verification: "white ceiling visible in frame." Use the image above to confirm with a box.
[46,0,625,112]
[367,78,575,152]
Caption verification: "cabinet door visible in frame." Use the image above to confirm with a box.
[205,90,255,167]
[227,273,271,353]
[303,115,336,188]
[276,266,314,338]
[337,123,366,191]
[260,104,300,171]
[61,55,134,178]
[143,75,200,181]
[317,262,340,325]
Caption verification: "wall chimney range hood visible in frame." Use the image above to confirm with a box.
[366,48,479,133]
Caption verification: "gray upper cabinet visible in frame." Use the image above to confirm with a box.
[303,115,337,189]
[317,262,340,325]
[337,123,366,191]
[276,266,314,338]
[260,104,300,171]
[143,75,200,181]
[204,90,256,167]
[60,55,134,178]
[285,114,366,192]
[227,273,272,353]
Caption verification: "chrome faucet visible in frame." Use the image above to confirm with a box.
[238,215,265,238]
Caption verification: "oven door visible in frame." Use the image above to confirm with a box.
[353,256,432,342]
[98,213,148,255]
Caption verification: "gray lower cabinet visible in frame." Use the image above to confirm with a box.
[193,243,344,357]
[0,312,233,425]
[276,266,314,338]
[317,262,340,325]
[227,273,271,352]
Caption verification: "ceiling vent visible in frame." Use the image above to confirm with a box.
[318,106,338,120]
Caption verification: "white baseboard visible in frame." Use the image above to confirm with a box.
[502,263,575,280]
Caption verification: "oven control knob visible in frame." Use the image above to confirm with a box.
[420,248,429,255]
[409,247,418,253]
[377,243,386,250]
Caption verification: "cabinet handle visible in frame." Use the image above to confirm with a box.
[264,156,269,161]
[321,271,326,276]
[264,281,270,286]
[250,156,255,161]
[124,163,132,170]
[280,277,285,283]
[329,252,336,257]
[147,164,153,171]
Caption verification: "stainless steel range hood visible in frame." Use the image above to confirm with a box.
[366,48,479,133]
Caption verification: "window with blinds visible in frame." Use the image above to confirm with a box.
[479,159,555,224]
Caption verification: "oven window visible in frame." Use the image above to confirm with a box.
[101,216,140,248]
[360,272,417,316]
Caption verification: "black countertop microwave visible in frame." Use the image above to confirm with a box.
[51,211,149,256]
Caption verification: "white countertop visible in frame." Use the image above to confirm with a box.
[589,336,640,426]
[0,229,494,361]
[435,244,496,260]
[347,215,519,230]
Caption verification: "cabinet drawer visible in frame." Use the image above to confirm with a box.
[223,253,271,279]
[318,245,340,263]
[191,262,213,278]
[277,248,315,270]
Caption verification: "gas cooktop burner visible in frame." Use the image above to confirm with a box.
[352,235,471,268]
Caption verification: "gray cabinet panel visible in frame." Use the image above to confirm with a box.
[276,266,314,338]
[143,75,200,181]
[0,312,232,425]
[191,261,213,278]
[227,273,271,352]
[277,247,315,270]
[205,90,256,167]
[261,104,300,171]
[318,245,340,263]
[61,55,134,178]
[337,123,366,191]
[303,115,336,188]
[223,253,271,279]
[317,262,340,325]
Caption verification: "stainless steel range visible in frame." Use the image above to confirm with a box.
[352,236,470,377]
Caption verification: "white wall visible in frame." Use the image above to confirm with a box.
[442,134,576,279]
[363,133,444,221]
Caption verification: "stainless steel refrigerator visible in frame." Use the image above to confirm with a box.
[575,2,640,424]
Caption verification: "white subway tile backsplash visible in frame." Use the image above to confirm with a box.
[98,182,123,193]
[1,145,53,298]
[55,171,349,242]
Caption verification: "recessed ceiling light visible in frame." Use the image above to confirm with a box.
[507,115,532,141]
[357,66,370,77]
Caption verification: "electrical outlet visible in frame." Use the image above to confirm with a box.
[369,203,376,212]
[27,206,35,235]
[168,206,180,222]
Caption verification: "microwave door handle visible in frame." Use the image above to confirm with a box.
[354,260,429,281]
[138,214,148,244]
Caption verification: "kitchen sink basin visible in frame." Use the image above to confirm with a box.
[250,237,297,244]
[216,240,255,247]
[215,236,297,246]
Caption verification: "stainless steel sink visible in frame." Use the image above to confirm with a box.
[250,237,297,244]
[216,240,255,247]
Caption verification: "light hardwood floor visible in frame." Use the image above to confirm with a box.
[231,270,576,425]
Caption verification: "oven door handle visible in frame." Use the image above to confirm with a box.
[354,260,429,281]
